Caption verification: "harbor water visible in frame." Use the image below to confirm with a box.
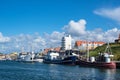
[0,61,120,80]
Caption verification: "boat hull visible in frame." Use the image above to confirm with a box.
[76,60,116,69]
[16,59,38,63]
[43,56,77,65]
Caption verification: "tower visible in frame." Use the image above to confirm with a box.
[61,34,72,51]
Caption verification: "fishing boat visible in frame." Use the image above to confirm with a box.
[34,56,43,62]
[17,51,44,63]
[43,50,78,65]
[17,51,36,62]
[76,43,116,69]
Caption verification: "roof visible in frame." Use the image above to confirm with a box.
[75,40,105,47]
[44,47,61,54]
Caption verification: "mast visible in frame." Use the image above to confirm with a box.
[104,42,112,55]
[86,41,89,61]
[21,47,24,53]
[86,35,89,61]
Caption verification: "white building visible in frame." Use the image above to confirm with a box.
[61,34,72,50]
[75,40,105,50]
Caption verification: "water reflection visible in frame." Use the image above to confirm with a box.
[46,64,120,80]
[99,69,117,80]
[1,61,120,80]
[78,67,120,80]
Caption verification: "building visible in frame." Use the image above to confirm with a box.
[0,54,6,60]
[115,34,120,43]
[43,47,61,54]
[61,34,72,50]
[75,40,105,50]
[43,34,72,54]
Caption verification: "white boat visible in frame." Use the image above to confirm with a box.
[17,52,35,62]
[17,51,44,63]
[34,56,44,62]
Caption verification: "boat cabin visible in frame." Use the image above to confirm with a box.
[96,53,114,63]
[46,51,60,60]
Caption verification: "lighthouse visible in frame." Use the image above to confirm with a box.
[61,34,72,51]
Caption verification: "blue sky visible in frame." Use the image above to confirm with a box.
[0,0,120,53]
[0,0,120,35]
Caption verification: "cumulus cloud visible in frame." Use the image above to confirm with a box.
[0,19,120,53]
[0,31,64,53]
[94,7,120,23]
[62,19,120,43]
[0,33,46,53]
[63,19,86,36]
[43,31,65,48]
[86,28,120,42]
[0,32,10,43]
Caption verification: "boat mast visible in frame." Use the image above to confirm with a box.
[31,45,34,61]
[87,44,89,61]
[104,42,112,55]
[21,47,24,53]
[86,41,89,61]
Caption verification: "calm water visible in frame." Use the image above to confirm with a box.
[0,61,120,80]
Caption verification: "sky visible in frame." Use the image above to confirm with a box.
[0,0,120,53]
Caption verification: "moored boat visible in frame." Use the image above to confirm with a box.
[17,51,42,63]
[76,59,116,69]
[43,50,78,65]
[76,43,116,69]
[17,52,34,62]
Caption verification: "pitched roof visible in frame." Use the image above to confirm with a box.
[75,40,105,46]
[43,47,61,54]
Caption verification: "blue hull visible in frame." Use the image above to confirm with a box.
[43,56,77,65]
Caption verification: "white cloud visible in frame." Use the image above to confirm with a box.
[0,32,10,43]
[0,19,120,53]
[94,7,120,23]
[77,27,119,42]
[63,19,86,36]
[43,31,65,48]
[62,19,120,43]
[0,33,47,53]
[0,31,64,53]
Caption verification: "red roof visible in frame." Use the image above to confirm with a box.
[44,47,61,54]
[75,40,105,47]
